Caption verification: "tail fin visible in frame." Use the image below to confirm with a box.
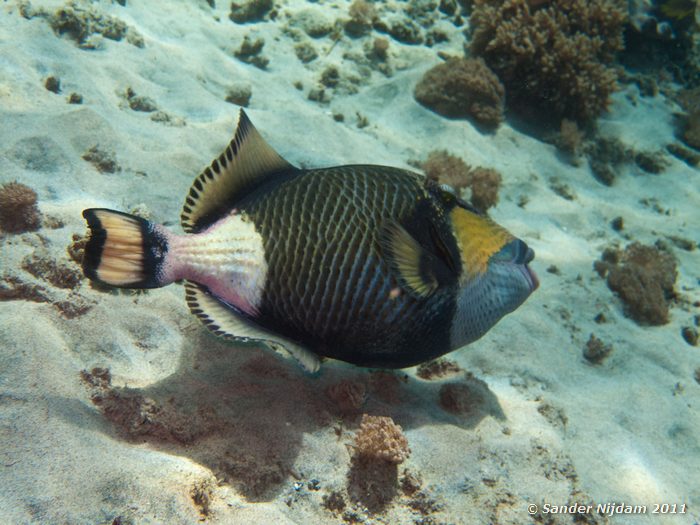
[82,208,171,289]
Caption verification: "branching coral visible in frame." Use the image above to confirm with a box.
[353,414,410,464]
[347,414,410,511]
[466,167,502,210]
[0,181,41,233]
[470,0,627,123]
[422,150,502,210]
[414,57,505,128]
[422,150,471,190]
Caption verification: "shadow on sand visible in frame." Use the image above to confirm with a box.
[64,326,505,503]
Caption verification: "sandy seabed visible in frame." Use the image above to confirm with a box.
[1,1,699,524]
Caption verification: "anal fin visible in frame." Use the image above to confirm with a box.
[184,281,321,373]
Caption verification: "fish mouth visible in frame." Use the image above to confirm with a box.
[523,264,539,291]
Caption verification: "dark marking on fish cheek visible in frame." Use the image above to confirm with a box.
[189,188,199,199]
[194,179,204,192]
[212,159,221,174]
[226,146,234,162]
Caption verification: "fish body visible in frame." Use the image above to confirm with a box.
[82,110,538,371]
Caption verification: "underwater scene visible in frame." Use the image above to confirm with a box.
[1,0,699,523]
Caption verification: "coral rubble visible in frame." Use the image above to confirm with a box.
[681,326,698,347]
[229,0,274,24]
[225,83,253,107]
[596,243,678,325]
[22,251,82,290]
[416,358,461,380]
[82,145,121,173]
[234,35,269,69]
[345,0,378,37]
[583,333,613,364]
[21,0,144,48]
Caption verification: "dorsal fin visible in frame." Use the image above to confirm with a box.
[181,110,295,233]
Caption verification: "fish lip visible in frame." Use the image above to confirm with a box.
[524,265,539,291]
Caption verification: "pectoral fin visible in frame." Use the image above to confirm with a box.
[379,221,438,297]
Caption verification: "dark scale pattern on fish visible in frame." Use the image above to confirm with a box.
[236,165,456,367]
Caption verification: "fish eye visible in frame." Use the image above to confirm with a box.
[439,183,456,195]
[437,184,457,205]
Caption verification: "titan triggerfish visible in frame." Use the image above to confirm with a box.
[81,110,538,372]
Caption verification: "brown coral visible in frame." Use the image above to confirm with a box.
[347,414,409,512]
[82,145,120,173]
[414,57,505,128]
[229,0,273,23]
[555,118,585,164]
[190,479,214,518]
[422,150,471,190]
[470,0,627,124]
[67,233,87,265]
[346,0,378,37]
[353,414,410,464]
[22,252,82,290]
[600,243,677,325]
[326,379,367,414]
[416,358,461,380]
[682,111,700,150]
[467,167,502,210]
[81,367,218,444]
[0,182,41,233]
[583,333,613,364]
[422,150,502,211]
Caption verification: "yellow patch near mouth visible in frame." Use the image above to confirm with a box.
[450,207,514,283]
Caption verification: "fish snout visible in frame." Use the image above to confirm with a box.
[491,238,538,291]
[519,242,538,291]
